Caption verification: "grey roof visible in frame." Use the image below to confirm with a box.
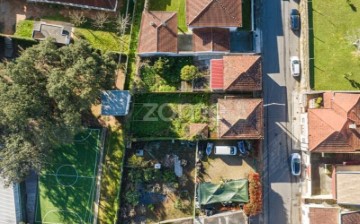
[32,21,72,44]
[0,179,22,224]
[101,90,131,116]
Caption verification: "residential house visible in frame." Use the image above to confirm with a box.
[32,21,72,45]
[186,0,242,30]
[210,55,262,92]
[27,0,118,11]
[138,0,250,56]
[302,206,360,224]
[137,10,178,56]
[217,98,263,139]
[300,92,360,220]
[306,92,360,153]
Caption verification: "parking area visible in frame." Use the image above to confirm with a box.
[197,140,260,183]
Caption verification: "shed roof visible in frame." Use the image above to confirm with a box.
[335,165,360,205]
[101,90,131,116]
[0,179,22,224]
[210,59,224,89]
[309,207,339,224]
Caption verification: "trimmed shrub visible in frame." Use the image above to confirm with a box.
[244,172,262,216]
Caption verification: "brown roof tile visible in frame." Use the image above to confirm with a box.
[308,93,360,152]
[223,55,262,91]
[28,0,117,10]
[186,0,242,27]
[217,98,263,139]
[192,28,230,52]
[138,11,178,54]
[309,207,339,224]
[341,211,360,224]
[189,123,209,139]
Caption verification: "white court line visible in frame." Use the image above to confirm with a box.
[36,129,101,224]
[42,209,83,224]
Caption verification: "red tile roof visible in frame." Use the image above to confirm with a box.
[186,0,242,27]
[28,0,117,11]
[189,123,209,139]
[341,211,360,224]
[308,92,360,152]
[217,98,263,139]
[309,207,339,224]
[223,55,262,91]
[138,11,178,54]
[192,28,230,52]
[210,59,224,89]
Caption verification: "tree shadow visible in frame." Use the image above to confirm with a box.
[345,76,360,89]
[347,0,357,12]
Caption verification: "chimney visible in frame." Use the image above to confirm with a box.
[349,123,356,129]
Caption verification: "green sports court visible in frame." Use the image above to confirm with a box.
[35,129,101,224]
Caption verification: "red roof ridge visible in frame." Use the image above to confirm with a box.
[224,55,261,90]
[188,0,214,26]
[308,109,347,151]
[220,98,262,138]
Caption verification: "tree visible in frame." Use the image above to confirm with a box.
[0,39,116,185]
[69,11,87,26]
[116,14,131,35]
[125,190,140,207]
[180,65,198,81]
[92,12,109,29]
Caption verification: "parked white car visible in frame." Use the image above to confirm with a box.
[290,56,300,77]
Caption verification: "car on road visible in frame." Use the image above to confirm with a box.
[291,153,301,176]
[290,56,301,77]
[290,9,300,31]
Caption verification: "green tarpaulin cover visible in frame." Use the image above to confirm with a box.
[197,179,249,205]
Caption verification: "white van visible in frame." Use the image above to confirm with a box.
[214,146,237,155]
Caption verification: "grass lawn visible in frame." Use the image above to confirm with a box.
[98,127,125,224]
[14,20,34,39]
[30,12,129,53]
[149,0,187,32]
[74,28,130,53]
[35,129,100,224]
[310,0,360,90]
[131,93,211,139]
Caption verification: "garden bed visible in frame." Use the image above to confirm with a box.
[119,141,196,223]
[134,56,194,92]
[131,93,214,139]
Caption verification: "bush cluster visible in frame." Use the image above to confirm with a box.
[243,172,262,216]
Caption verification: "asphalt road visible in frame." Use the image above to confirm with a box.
[261,0,301,223]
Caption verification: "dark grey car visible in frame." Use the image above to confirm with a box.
[290,9,300,31]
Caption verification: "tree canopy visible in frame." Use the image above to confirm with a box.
[0,39,116,184]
